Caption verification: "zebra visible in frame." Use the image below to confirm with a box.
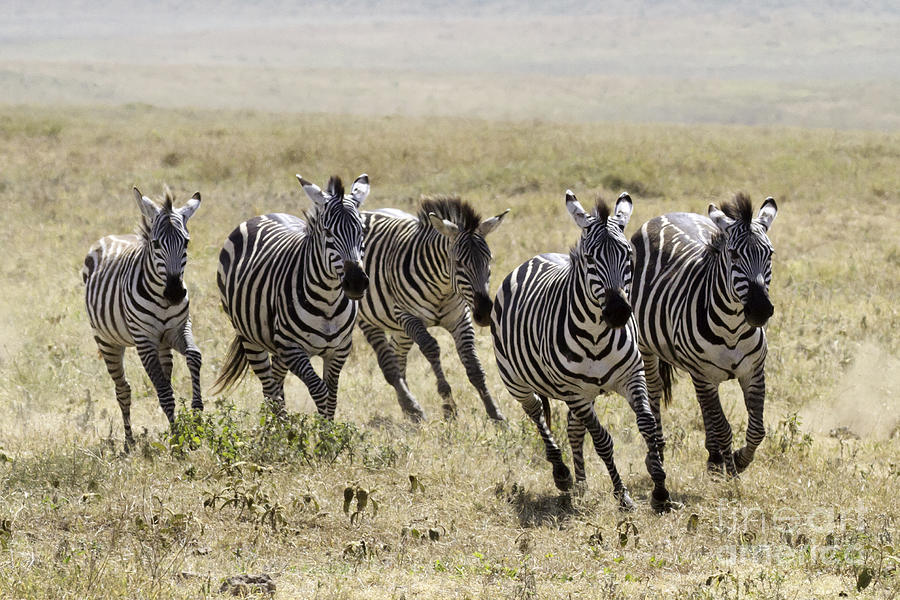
[491,190,671,511]
[629,193,778,476]
[82,186,203,449]
[213,174,369,418]
[357,197,509,422]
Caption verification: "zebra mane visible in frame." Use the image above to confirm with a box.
[304,176,350,232]
[136,188,176,243]
[708,192,754,252]
[326,176,345,202]
[592,197,611,224]
[569,197,612,262]
[722,192,753,225]
[418,196,482,233]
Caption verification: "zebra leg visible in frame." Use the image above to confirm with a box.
[398,314,455,419]
[270,356,289,407]
[278,345,330,418]
[359,321,425,421]
[621,374,672,512]
[518,392,572,492]
[168,321,203,411]
[134,337,176,426]
[566,407,587,484]
[692,377,737,477]
[448,314,505,421]
[96,338,134,450]
[641,351,666,462]
[568,401,634,510]
[735,369,766,473]
[158,346,173,382]
[242,341,286,413]
[321,344,352,420]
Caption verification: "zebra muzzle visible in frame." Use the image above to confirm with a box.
[164,276,187,303]
[743,281,774,327]
[602,288,632,329]
[341,260,369,300]
[472,293,493,327]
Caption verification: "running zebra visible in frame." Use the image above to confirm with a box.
[630,193,778,476]
[82,186,203,449]
[491,190,671,511]
[358,197,509,421]
[213,174,369,418]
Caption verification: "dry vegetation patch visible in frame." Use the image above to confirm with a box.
[0,105,898,598]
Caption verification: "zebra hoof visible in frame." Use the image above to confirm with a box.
[571,479,588,497]
[552,462,573,491]
[706,460,726,477]
[734,448,753,473]
[615,489,636,512]
[650,488,677,514]
[441,403,458,420]
[403,407,427,423]
[486,409,506,422]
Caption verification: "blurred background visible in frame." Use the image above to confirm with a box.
[3,0,899,130]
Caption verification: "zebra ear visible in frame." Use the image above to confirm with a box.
[428,212,460,238]
[349,173,370,207]
[756,196,777,231]
[613,192,633,230]
[296,175,327,210]
[565,190,591,229]
[133,186,160,222]
[179,192,201,222]
[476,208,510,237]
[708,203,734,231]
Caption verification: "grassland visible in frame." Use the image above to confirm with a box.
[0,104,898,598]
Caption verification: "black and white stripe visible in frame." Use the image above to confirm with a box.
[358,197,508,421]
[213,174,369,418]
[630,193,778,475]
[491,190,670,511]
[82,187,203,448]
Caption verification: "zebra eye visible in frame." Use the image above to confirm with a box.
[729,248,739,261]
[151,240,161,250]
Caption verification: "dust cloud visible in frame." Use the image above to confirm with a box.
[801,341,900,440]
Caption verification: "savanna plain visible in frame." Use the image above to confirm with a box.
[0,104,898,599]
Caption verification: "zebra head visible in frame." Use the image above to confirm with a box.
[567,190,635,329]
[426,200,510,327]
[709,193,778,327]
[297,173,370,300]
[134,186,201,304]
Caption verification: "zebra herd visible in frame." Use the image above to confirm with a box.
[82,173,778,511]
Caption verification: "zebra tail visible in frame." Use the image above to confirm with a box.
[211,336,249,394]
[658,359,675,408]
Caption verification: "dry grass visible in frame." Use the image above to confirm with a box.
[0,104,898,598]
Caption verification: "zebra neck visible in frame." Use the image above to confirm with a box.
[297,228,343,300]
[566,258,605,320]
[139,245,167,297]
[706,254,749,335]
[417,231,454,295]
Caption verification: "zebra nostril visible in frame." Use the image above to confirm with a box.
[164,276,186,303]
[602,289,632,329]
[472,295,493,327]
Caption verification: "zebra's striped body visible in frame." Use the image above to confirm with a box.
[213,175,369,418]
[491,191,670,511]
[358,198,508,421]
[630,193,778,475]
[83,187,203,448]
